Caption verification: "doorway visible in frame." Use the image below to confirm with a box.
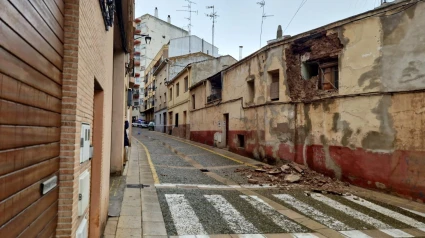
[163,112,166,133]
[89,80,104,237]
[224,113,229,147]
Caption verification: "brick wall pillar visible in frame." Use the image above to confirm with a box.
[111,52,126,174]
[57,1,81,237]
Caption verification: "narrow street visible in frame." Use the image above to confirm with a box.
[103,130,425,238]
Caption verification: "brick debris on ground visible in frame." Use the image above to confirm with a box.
[235,162,352,195]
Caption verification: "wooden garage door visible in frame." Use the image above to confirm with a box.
[0,0,64,237]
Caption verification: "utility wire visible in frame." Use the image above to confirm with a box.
[283,0,308,34]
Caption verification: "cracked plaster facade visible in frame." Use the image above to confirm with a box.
[189,0,425,202]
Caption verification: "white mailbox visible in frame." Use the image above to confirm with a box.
[78,170,90,216]
[80,124,91,164]
[76,217,88,238]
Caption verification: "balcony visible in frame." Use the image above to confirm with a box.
[134,55,140,66]
[207,91,222,104]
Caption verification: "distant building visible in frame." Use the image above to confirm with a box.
[142,34,220,123]
[167,55,237,138]
[133,9,189,120]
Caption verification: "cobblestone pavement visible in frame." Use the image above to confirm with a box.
[104,130,425,238]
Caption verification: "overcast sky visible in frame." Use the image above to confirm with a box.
[135,0,392,60]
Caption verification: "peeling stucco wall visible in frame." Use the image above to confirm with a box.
[189,0,425,201]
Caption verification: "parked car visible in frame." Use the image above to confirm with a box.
[132,120,147,128]
[140,121,149,128]
[148,122,155,131]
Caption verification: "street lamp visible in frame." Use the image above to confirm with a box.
[134,34,152,44]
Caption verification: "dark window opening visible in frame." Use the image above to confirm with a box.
[207,73,223,104]
[169,88,172,101]
[192,94,195,109]
[237,134,245,148]
[175,113,179,127]
[301,62,319,80]
[302,59,338,90]
[176,83,180,97]
[247,80,255,102]
[184,77,188,92]
[269,70,279,101]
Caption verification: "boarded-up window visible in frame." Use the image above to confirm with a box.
[184,77,188,92]
[319,61,339,90]
[269,70,279,101]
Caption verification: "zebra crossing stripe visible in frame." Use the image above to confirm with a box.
[165,194,207,235]
[379,229,414,237]
[291,233,320,237]
[273,194,351,231]
[240,195,308,233]
[339,230,372,238]
[204,195,260,234]
[344,195,425,228]
[400,207,425,218]
[310,193,392,229]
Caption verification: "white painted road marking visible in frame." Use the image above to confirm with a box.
[291,233,320,238]
[156,184,277,189]
[165,194,207,235]
[344,195,425,228]
[240,195,308,233]
[204,195,260,234]
[380,229,414,237]
[339,230,372,238]
[273,194,351,231]
[400,207,425,218]
[311,193,392,229]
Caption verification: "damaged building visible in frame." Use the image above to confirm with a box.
[189,0,425,201]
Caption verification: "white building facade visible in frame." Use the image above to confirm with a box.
[133,10,189,120]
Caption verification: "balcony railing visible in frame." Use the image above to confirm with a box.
[207,91,222,103]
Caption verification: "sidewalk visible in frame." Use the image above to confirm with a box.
[103,139,167,238]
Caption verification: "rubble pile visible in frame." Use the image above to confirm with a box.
[235,163,350,194]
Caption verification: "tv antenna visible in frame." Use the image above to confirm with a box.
[257,0,273,47]
[177,0,198,35]
[206,5,218,56]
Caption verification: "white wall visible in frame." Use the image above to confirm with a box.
[169,35,219,58]
[138,14,188,76]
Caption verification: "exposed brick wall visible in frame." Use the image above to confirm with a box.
[58,0,114,237]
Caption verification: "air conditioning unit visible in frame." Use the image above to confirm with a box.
[78,170,90,216]
[76,217,88,238]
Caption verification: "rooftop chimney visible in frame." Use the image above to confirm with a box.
[239,46,243,60]
[277,25,283,39]
[155,7,158,18]
[167,15,171,23]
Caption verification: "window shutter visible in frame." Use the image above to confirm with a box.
[270,82,279,100]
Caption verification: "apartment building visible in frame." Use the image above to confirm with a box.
[133,9,189,120]
[189,0,425,202]
[0,0,134,237]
